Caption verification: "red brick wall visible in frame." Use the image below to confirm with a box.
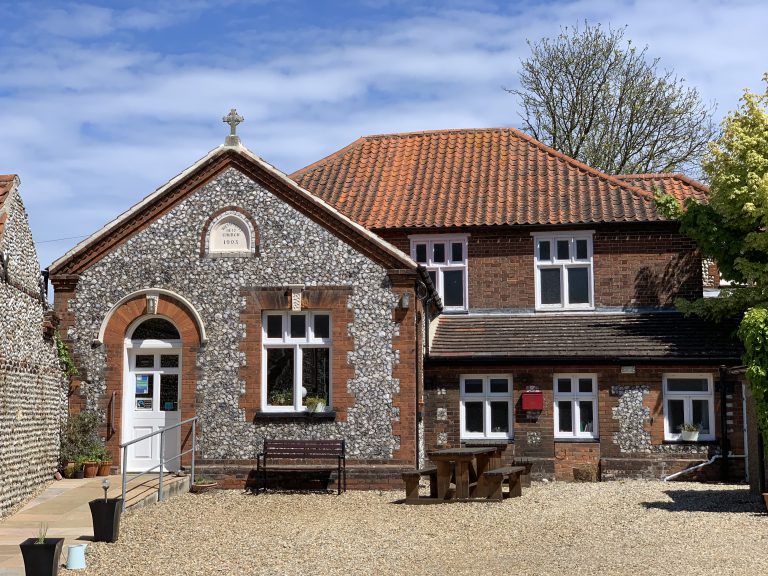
[378,224,702,310]
[424,362,745,481]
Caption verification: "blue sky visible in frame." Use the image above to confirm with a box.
[1,0,766,268]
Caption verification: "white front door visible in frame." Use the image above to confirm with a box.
[124,348,181,472]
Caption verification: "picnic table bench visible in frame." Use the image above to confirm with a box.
[249,439,347,495]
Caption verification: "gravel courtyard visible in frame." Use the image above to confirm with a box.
[67,480,767,576]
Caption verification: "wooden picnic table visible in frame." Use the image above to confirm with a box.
[427,446,500,500]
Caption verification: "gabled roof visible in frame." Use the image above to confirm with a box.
[430,313,742,362]
[290,128,679,229]
[616,173,709,205]
[0,174,20,242]
[50,145,418,276]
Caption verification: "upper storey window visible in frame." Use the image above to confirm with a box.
[410,235,468,311]
[533,232,594,311]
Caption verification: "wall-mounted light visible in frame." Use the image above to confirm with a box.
[621,365,636,374]
[146,293,159,315]
[400,292,411,309]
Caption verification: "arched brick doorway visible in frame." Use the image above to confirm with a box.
[100,292,203,471]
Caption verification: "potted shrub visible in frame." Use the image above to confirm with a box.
[190,476,218,494]
[19,522,64,576]
[680,422,701,442]
[97,448,112,477]
[74,457,87,479]
[82,446,101,478]
[60,412,101,476]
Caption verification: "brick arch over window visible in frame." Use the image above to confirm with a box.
[200,206,260,257]
[101,293,202,471]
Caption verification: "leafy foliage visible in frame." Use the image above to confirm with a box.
[54,331,79,377]
[508,22,716,175]
[740,307,768,433]
[657,75,768,436]
[60,411,102,465]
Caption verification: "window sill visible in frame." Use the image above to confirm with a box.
[663,439,716,445]
[554,437,600,443]
[253,411,336,420]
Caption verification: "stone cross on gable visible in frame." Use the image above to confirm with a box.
[223,108,244,146]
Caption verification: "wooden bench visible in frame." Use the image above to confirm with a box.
[475,465,526,501]
[251,439,346,495]
[402,465,438,504]
[512,458,534,488]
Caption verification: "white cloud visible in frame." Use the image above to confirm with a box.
[1,0,766,268]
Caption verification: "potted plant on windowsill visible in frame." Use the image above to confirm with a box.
[304,396,327,413]
[680,423,701,442]
[19,522,64,576]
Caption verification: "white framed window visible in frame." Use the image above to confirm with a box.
[663,373,715,441]
[460,375,513,439]
[554,374,598,439]
[533,231,594,310]
[262,311,331,412]
[410,235,468,311]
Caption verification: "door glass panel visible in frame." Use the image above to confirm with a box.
[556,240,570,260]
[465,402,483,433]
[540,269,561,305]
[266,348,294,406]
[489,378,509,394]
[313,314,330,339]
[463,379,483,394]
[538,240,551,261]
[160,354,179,368]
[290,315,306,339]
[135,374,153,410]
[490,402,509,433]
[302,348,330,404]
[135,374,153,397]
[558,401,573,432]
[668,399,685,434]
[575,239,588,259]
[579,401,594,432]
[160,374,179,411]
[557,378,571,393]
[266,315,283,339]
[415,243,427,263]
[433,243,446,263]
[135,355,154,369]
[568,267,589,304]
[578,378,593,393]
[692,400,710,434]
[451,242,464,262]
[443,270,464,307]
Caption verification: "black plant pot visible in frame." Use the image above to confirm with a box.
[89,498,123,543]
[19,538,64,576]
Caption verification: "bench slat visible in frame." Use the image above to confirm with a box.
[257,439,346,495]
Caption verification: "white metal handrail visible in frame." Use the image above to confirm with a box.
[119,416,198,512]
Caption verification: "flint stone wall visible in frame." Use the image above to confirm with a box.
[0,190,65,518]
[69,168,402,460]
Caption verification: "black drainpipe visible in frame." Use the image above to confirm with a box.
[719,365,730,482]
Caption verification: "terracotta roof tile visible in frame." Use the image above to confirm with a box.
[616,173,709,205]
[430,313,741,360]
[291,128,669,228]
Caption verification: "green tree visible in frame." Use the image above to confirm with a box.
[657,74,768,436]
[508,22,717,176]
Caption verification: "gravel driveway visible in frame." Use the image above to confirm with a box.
[67,480,767,576]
